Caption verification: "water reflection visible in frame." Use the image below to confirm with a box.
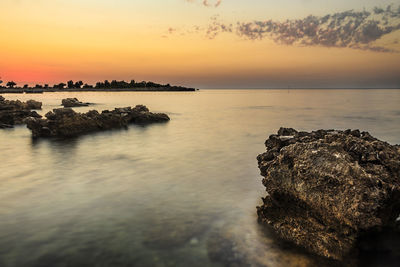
[0,90,400,266]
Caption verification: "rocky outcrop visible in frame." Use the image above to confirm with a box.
[0,97,42,110]
[25,100,42,110]
[26,105,170,138]
[61,98,90,107]
[0,96,42,127]
[257,128,400,261]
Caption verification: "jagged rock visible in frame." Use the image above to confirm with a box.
[0,110,41,125]
[0,96,42,127]
[26,105,170,138]
[61,98,90,107]
[257,128,400,260]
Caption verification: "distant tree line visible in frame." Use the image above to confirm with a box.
[93,80,175,89]
[0,79,194,91]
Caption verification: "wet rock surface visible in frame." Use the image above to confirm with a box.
[206,219,336,267]
[257,128,400,260]
[0,96,42,127]
[61,98,91,107]
[26,105,170,138]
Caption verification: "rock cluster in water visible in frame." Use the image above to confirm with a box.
[0,95,42,128]
[257,128,400,260]
[61,98,90,107]
[26,105,170,138]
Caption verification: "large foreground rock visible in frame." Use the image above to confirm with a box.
[0,96,42,127]
[61,98,90,107]
[26,105,169,138]
[257,128,400,260]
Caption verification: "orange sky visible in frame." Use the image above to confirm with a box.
[0,0,399,88]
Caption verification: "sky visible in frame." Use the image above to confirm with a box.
[0,0,400,88]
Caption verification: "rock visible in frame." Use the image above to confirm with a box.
[0,110,41,125]
[257,128,400,260]
[61,98,90,107]
[0,98,42,111]
[25,100,42,110]
[0,96,42,127]
[126,105,170,124]
[26,105,170,138]
[206,221,331,267]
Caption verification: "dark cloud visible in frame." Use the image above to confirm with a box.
[170,5,400,52]
[234,5,400,52]
[208,5,400,52]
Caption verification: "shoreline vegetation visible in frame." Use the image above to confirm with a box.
[0,79,196,93]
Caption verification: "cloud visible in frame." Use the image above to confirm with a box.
[205,5,400,52]
[186,0,222,8]
[206,15,233,39]
[168,27,177,34]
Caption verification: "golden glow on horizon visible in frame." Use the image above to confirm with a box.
[0,0,399,88]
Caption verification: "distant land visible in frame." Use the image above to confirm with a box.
[0,79,196,93]
[202,87,400,90]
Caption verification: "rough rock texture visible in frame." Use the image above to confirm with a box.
[257,128,400,260]
[0,96,42,127]
[61,98,90,107]
[25,100,42,110]
[206,222,336,267]
[26,105,170,138]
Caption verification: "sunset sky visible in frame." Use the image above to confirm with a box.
[1,0,399,88]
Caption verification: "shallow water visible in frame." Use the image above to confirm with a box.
[1,89,400,267]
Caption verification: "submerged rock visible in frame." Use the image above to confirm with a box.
[0,96,42,127]
[26,105,170,138]
[61,98,90,107]
[257,128,400,260]
[207,229,251,267]
[142,220,208,250]
[206,220,333,267]
[141,210,214,250]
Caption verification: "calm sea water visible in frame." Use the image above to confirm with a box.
[1,89,400,267]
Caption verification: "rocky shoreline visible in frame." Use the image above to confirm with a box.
[26,105,170,138]
[0,96,42,128]
[1,95,170,136]
[257,128,400,261]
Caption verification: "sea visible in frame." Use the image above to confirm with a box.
[1,89,400,267]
